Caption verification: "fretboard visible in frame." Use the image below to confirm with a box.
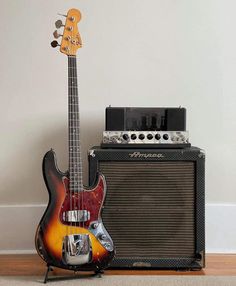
[68,55,83,192]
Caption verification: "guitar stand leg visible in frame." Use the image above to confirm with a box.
[94,269,104,278]
[44,264,53,284]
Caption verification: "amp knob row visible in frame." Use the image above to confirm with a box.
[123,133,169,141]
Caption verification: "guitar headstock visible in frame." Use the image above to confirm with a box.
[51,8,82,56]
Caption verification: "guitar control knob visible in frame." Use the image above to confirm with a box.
[131,134,137,140]
[147,134,153,140]
[92,222,98,229]
[122,134,129,141]
[100,234,107,240]
[163,134,169,140]
[155,134,161,140]
[139,134,145,140]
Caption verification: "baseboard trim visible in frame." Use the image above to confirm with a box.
[0,250,36,255]
[0,203,235,254]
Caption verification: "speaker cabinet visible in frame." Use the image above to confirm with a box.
[89,146,205,270]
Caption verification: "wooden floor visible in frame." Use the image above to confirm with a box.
[0,254,236,276]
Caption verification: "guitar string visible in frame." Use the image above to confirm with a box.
[68,55,70,235]
[69,55,73,234]
[71,55,76,230]
[72,55,79,230]
[74,55,85,230]
[74,55,82,229]
[70,55,76,233]
[76,55,85,230]
[71,55,83,229]
[74,55,81,230]
[70,55,75,231]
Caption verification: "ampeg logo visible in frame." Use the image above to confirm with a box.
[129,152,164,159]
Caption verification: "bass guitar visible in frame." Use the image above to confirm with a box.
[35,8,114,273]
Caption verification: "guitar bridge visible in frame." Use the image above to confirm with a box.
[62,234,92,265]
[62,210,90,222]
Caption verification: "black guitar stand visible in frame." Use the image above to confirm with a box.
[43,264,104,283]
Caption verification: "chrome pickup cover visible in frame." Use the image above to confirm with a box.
[62,210,90,222]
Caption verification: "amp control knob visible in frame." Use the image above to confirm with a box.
[122,134,129,140]
[131,134,137,140]
[147,134,153,140]
[163,134,169,140]
[139,134,145,140]
[155,134,161,140]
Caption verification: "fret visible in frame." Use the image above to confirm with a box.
[69,185,83,188]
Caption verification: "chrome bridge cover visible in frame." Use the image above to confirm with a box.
[62,234,92,265]
[62,210,90,222]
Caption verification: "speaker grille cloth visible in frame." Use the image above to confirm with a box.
[99,161,195,259]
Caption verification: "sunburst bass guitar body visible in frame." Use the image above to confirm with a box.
[35,150,114,270]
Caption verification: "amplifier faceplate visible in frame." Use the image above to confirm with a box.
[103,131,189,144]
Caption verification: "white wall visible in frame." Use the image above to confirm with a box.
[0,0,236,252]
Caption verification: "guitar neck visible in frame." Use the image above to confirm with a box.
[68,55,83,190]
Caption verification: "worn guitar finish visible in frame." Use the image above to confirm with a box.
[35,8,114,271]
[35,150,114,270]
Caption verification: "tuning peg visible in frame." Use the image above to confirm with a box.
[53,30,62,39]
[51,40,60,48]
[55,19,64,29]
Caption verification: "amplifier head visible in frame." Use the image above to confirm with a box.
[105,107,186,131]
[89,146,205,270]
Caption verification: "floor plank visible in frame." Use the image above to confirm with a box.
[0,254,235,276]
